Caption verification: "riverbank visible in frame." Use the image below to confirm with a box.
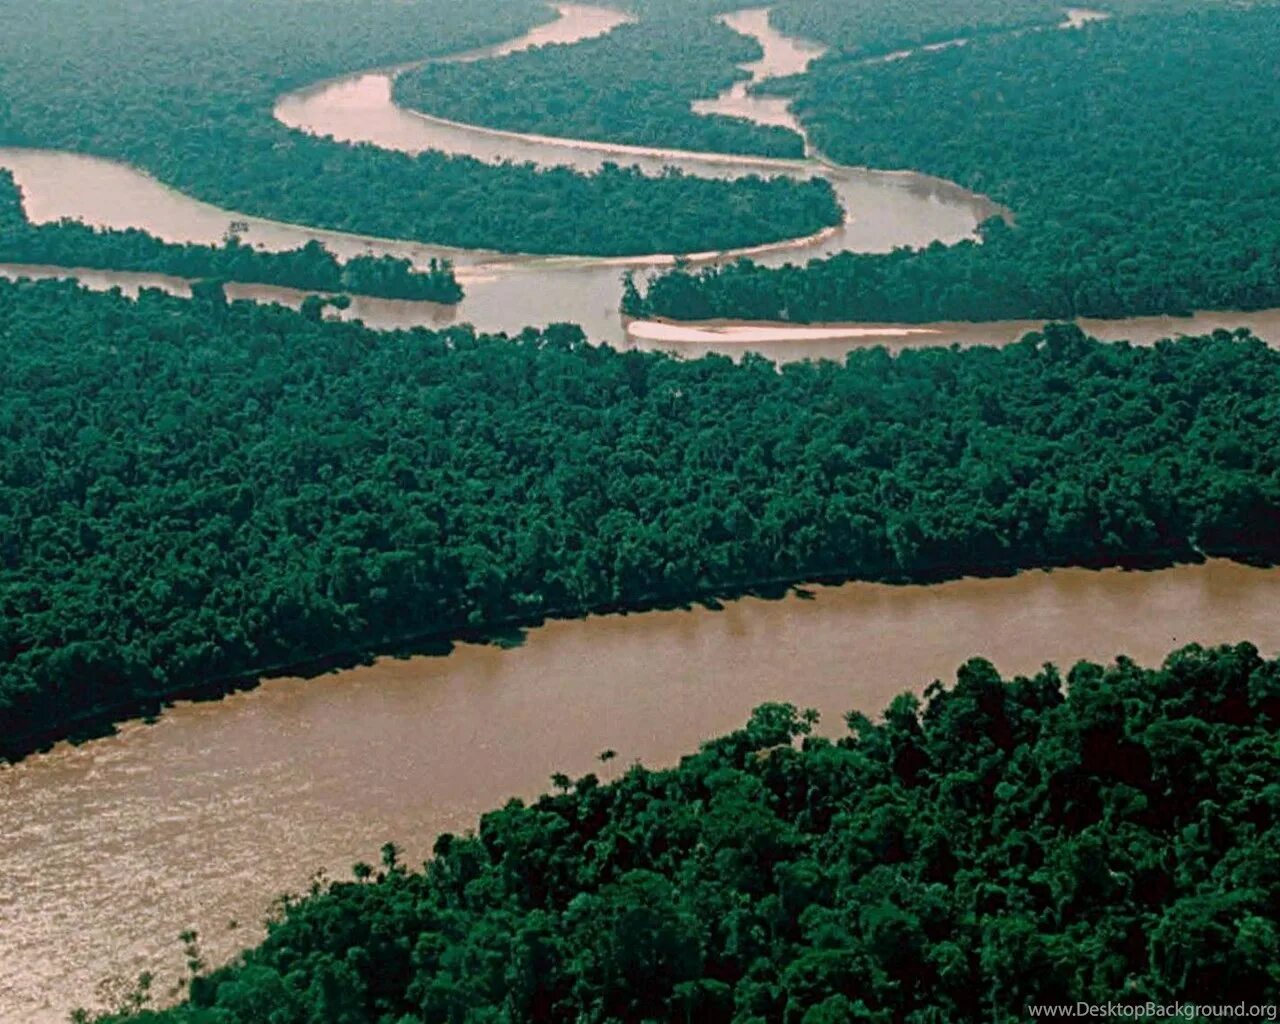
[0,4,1002,344]
[0,540,1254,767]
[10,281,1280,768]
[5,559,1280,1022]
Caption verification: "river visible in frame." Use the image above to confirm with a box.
[5,561,1280,1021]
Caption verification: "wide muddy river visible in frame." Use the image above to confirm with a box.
[5,561,1280,1021]
[4,5,1280,1022]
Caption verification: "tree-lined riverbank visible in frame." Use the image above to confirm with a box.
[6,281,1280,764]
[73,641,1280,1023]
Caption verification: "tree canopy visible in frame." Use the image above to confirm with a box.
[769,0,1061,54]
[0,171,464,302]
[0,0,837,256]
[396,0,804,158]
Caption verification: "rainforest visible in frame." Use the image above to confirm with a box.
[396,1,805,158]
[0,172,465,302]
[4,280,1280,763]
[0,0,839,256]
[632,6,1280,323]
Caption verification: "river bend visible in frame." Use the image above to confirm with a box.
[1,4,1249,356]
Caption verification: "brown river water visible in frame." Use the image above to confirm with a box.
[4,5,1280,1021]
[6,561,1280,1021]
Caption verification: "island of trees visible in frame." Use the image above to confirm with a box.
[396,0,804,159]
[0,172,464,302]
[86,642,1280,1022]
[630,5,1280,323]
[5,278,1280,762]
[0,0,839,257]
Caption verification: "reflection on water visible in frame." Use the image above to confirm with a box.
[3,561,1280,1021]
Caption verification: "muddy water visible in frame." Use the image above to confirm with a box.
[692,7,828,143]
[0,261,464,330]
[5,6,1279,1023]
[4,561,1280,1021]
[0,4,1139,355]
[0,5,1136,352]
[0,159,991,347]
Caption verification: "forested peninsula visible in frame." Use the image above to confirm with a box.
[5,279,1280,761]
[0,172,464,302]
[89,642,1280,1022]
[396,0,804,158]
[0,0,838,256]
[631,6,1280,323]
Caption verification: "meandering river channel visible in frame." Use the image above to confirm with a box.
[0,3,1003,347]
[4,6,1280,1022]
[0,4,1266,355]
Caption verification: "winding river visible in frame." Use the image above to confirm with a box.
[1,3,1269,356]
[5,6,1280,1022]
[1,3,1002,347]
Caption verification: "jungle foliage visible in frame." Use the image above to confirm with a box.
[0,172,464,302]
[396,1,804,158]
[96,642,1280,1022]
[0,0,837,256]
[633,8,1280,323]
[769,0,1062,54]
[5,280,1280,760]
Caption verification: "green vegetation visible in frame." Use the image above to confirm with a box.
[94,642,1280,1022]
[0,0,838,256]
[6,279,1280,761]
[770,0,1061,54]
[0,171,464,302]
[633,8,1280,322]
[396,1,804,158]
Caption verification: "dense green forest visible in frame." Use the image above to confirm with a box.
[0,172,464,302]
[769,0,1061,54]
[0,0,838,256]
[6,279,1280,760]
[91,642,1280,1022]
[396,0,804,158]
[632,7,1280,323]
[767,0,1264,65]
